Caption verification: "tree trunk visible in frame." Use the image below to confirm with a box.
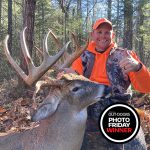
[115,0,120,43]
[135,0,145,63]
[85,0,89,31]
[77,0,82,17]
[107,0,112,20]
[58,0,72,43]
[8,0,12,54]
[77,0,82,42]
[23,0,36,55]
[123,0,133,50]
[41,1,44,41]
[0,0,2,41]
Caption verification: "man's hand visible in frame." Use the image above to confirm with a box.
[57,68,77,79]
[119,51,142,74]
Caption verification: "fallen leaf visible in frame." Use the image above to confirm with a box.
[21,98,31,106]
[0,107,7,114]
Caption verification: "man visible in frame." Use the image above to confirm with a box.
[60,18,150,149]
[71,18,150,94]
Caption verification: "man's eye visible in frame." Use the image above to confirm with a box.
[72,87,80,92]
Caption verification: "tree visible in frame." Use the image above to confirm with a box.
[123,0,133,49]
[107,0,112,20]
[134,0,145,62]
[8,0,12,53]
[23,0,36,55]
[57,0,72,42]
[0,0,2,41]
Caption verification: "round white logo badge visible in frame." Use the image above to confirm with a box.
[99,103,140,143]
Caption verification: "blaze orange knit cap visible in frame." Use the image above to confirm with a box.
[93,18,112,30]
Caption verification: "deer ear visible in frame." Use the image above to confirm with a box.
[31,98,59,122]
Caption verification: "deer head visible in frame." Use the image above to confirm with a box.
[32,74,105,122]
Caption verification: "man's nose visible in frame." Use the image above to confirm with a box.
[100,33,106,38]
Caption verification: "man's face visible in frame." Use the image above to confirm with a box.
[91,23,114,52]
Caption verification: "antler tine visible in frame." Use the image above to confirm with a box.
[43,29,71,67]
[4,28,70,86]
[34,46,43,57]
[48,28,62,48]
[4,35,28,81]
[20,27,34,68]
[34,29,62,58]
[43,29,51,56]
[60,33,89,69]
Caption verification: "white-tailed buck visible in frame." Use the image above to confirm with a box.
[1,27,106,150]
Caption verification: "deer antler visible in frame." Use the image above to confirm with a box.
[45,30,89,70]
[33,31,89,70]
[4,28,88,86]
[4,27,70,86]
[48,28,62,49]
[58,33,89,69]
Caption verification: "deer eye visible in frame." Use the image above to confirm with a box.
[72,87,80,92]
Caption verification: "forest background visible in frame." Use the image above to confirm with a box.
[0,0,149,90]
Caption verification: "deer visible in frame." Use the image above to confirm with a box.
[1,28,148,150]
[1,27,106,150]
